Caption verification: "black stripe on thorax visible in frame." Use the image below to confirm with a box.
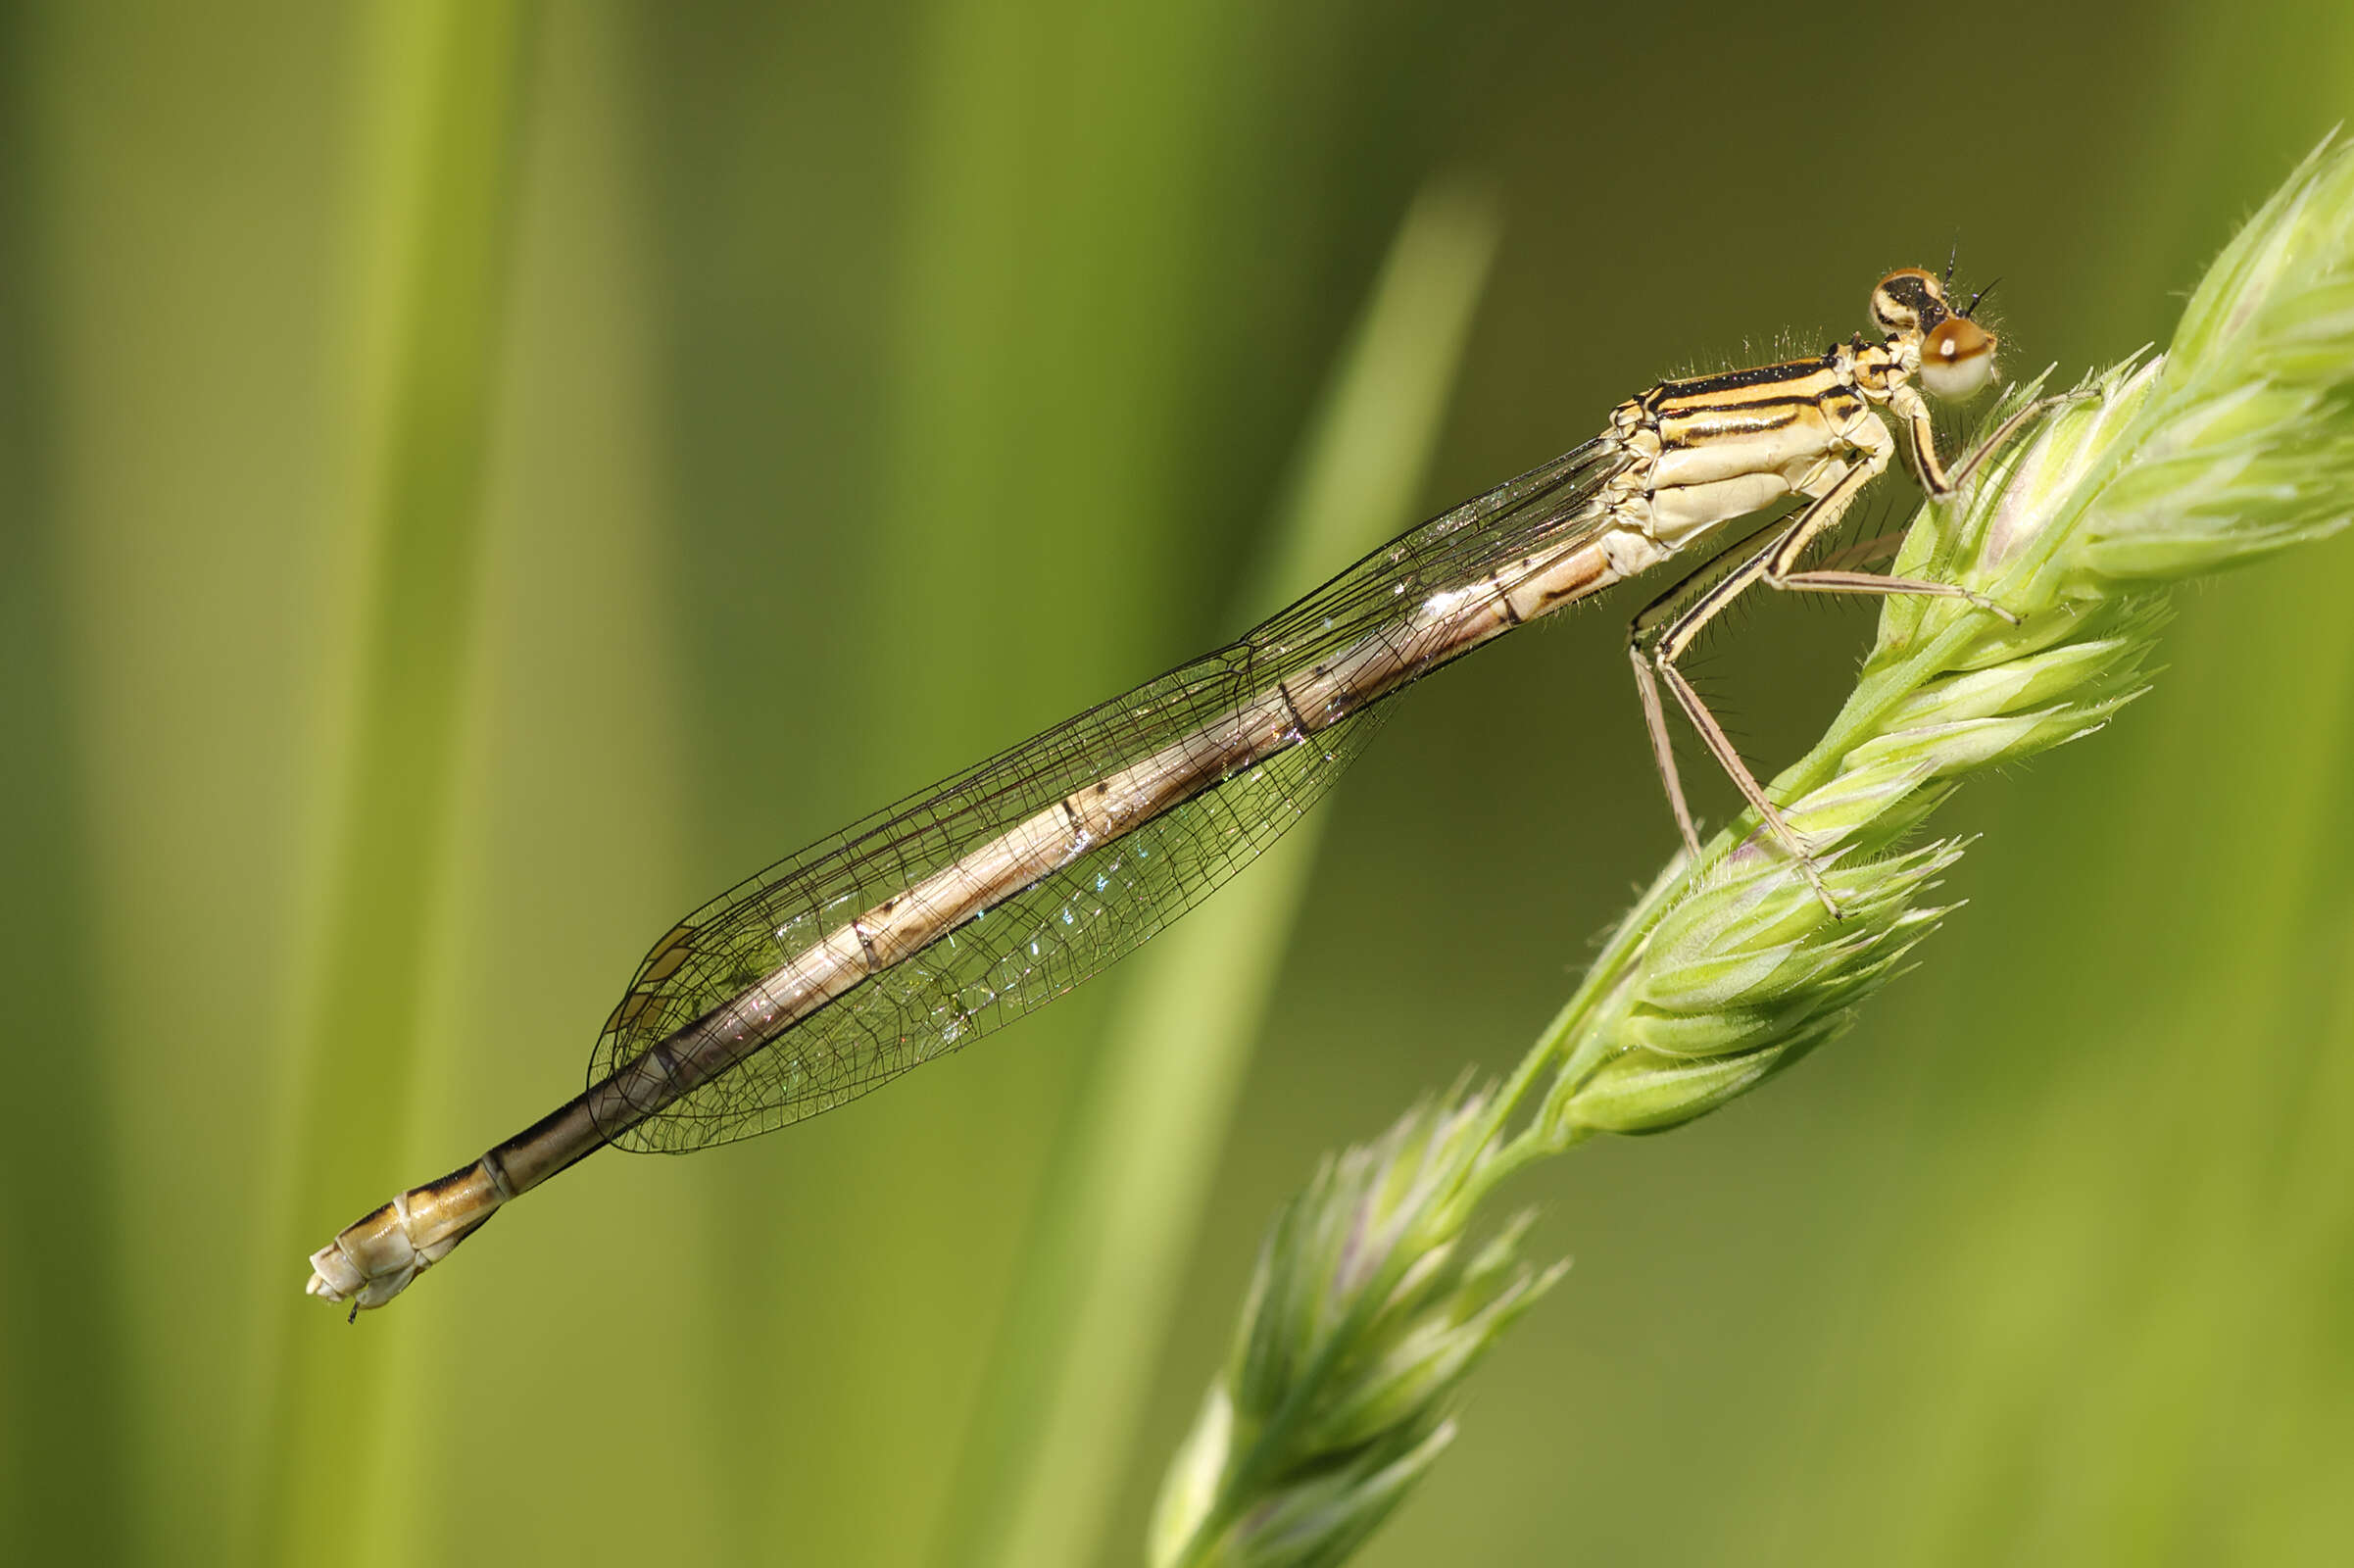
[1647,352,1839,405]
[1657,390,1824,422]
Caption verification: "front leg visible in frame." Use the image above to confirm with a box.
[1900,376,2088,499]
[1947,386,2094,492]
[1886,380,1954,497]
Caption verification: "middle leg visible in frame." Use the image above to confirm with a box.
[1629,440,1963,909]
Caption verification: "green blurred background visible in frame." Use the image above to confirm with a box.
[6,2,2354,1563]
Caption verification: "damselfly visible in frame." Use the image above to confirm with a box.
[309,266,2022,1314]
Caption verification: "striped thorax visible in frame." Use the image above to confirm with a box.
[1586,266,2000,586]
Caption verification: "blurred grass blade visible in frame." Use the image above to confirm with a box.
[931,180,1499,1568]
[0,9,131,1561]
[245,6,536,1565]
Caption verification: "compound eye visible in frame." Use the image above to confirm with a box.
[1920,318,1997,399]
[1871,267,1943,334]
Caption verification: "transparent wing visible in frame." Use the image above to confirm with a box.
[591,436,1627,1152]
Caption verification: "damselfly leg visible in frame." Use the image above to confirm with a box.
[1627,373,2041,911]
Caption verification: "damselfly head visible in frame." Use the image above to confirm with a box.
[1871,267,1999,400]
